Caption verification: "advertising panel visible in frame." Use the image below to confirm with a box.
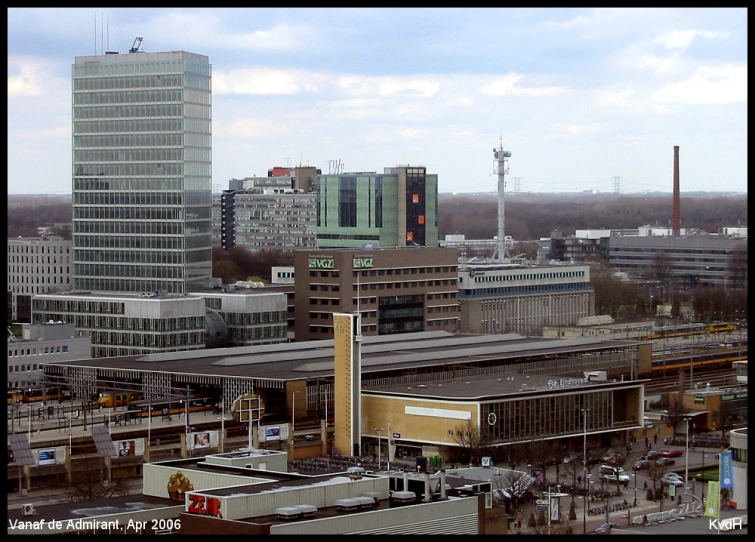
[114,438,145,457]
[38,449,56,465]
[719,451,733,489]
[705,481,720,518]
[187,431,219,451]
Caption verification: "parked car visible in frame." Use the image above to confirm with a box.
[662,449,684,458]
[599,466,630,483]
[664,472,684,482]
[662,473,684,487]
[632,460,651,471]
[595,522,619,533]
[641,450,663,460]
[655,457,676,467]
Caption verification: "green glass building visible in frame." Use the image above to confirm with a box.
[316,166,439,248]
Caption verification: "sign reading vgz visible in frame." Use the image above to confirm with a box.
[353,256,373,269]
[309,257,335,270]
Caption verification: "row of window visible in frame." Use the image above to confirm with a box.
[8,255,71,264]
[74,250,187,264]
[72,72,185,89]
[461,282,590,297]
[32,313,204,332]
[89,330,203,348]
[74,207,211,221]
[8,364,40,373]
[9,345,69,357]
[8,246,71,254]
[73,89,183,105]
[472,270,586,282]
[73,235,198,250]
[73,221,211,235]
[73,118,182,134]
[7,274,70,284]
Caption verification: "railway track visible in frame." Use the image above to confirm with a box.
[643,367,738,395]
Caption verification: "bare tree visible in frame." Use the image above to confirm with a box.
[711,409,736,442]
[57,459,130,503]
[450,420,489,465]
[664,404,688,439]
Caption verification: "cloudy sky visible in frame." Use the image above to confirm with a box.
[7,8,747,195]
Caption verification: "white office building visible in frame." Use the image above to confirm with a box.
[7,322,91,389]
[72,49,213,294]
[7,236,73,321]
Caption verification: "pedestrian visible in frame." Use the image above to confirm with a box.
[643,515,648,528]
[644,481,648,491]
[654,433,658,445]
[578,475,582,487]
[645,437,649,448]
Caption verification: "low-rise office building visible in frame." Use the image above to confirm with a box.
[7,236,73,322]
[457,262,594,336]
[7,322,91,389]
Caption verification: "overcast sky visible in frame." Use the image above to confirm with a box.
[7,8,748,195]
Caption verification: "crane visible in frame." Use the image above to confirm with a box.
[130,37,143,53]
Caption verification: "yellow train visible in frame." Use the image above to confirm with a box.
[649,322,735,340]
[97,390,140,408]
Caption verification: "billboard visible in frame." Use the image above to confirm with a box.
[187,431,219,451]
[114,438,145,457]
[258,424,289,442]
[38,449,56,466]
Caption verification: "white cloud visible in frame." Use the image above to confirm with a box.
[650,64,746,105]
[378,78,439,98]
[656,29,729,51]
[7,56,62,97]
[213,68,323,95]
[479,73,567,97]
[557,123,606,135]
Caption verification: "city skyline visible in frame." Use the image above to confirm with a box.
[8,7,748,195]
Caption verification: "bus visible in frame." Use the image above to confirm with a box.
[126,395,218,419]
[97,390,140,408]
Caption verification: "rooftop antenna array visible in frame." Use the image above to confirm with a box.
[492,133,512,262]
[130,37,143,53]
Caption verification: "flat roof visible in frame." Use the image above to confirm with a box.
[365,373,645,400]
[45,332,645,382]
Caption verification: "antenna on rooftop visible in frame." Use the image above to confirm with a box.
[130,37,143,53]
[492,132,512,262]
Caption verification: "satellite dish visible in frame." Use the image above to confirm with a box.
[494,152,499,159]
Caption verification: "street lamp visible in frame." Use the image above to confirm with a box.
[684,418,690,496]
[581,407,589,533]
[633,473,638,507]
[291,390,301,434]
[375,428,384,469]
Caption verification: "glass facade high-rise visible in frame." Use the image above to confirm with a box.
[72,50,212,294]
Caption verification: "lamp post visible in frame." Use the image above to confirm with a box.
[581,408,589,532]
[633,473,638,507]
[291,390,300,434]
[684,419,690,496]
[375,428,384,469]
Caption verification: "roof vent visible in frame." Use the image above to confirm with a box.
[335,498,360,513]
[293,504,317,517]
[353,496,377,509]
[389,490,416,508]
[275,507,301,520]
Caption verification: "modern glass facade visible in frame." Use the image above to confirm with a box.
[72,51,212,294]
[316,167,439,249]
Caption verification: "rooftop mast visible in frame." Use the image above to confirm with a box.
[492,134,512,262]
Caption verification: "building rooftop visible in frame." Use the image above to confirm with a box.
[45,332,645,382]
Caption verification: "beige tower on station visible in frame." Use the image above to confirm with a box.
[333,312,362,456]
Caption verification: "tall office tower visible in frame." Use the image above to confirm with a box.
[72,50,213,294]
